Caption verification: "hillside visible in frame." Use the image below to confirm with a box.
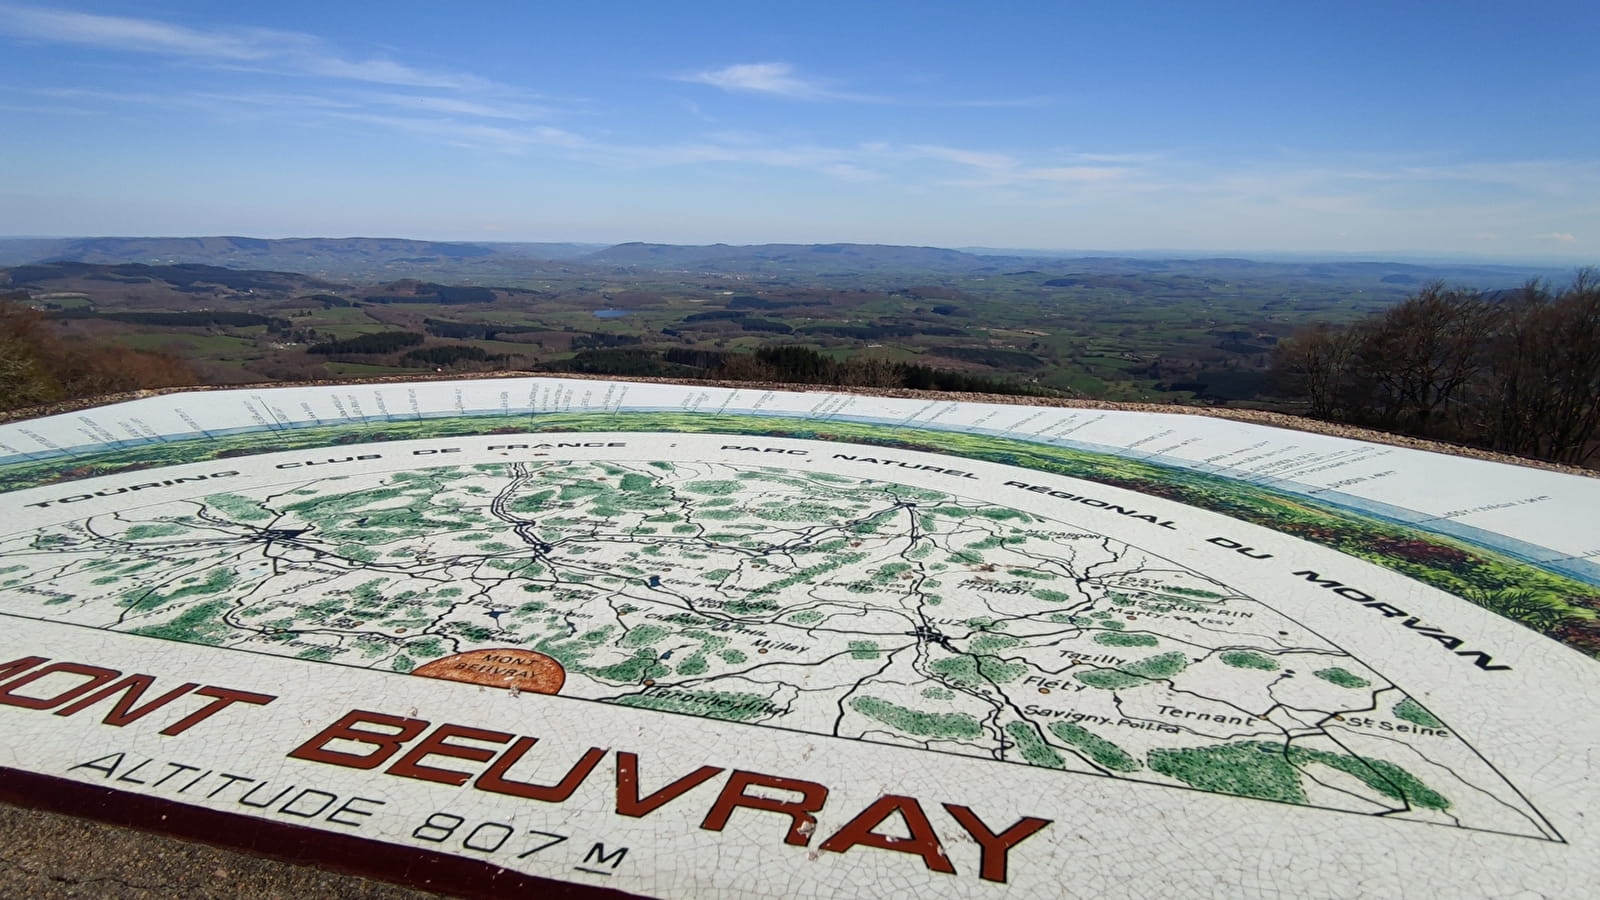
[0,236,1567,287]
[6,260,332,296]
[1,247,1586,415]
[582,242,992,273]
[0,237,594,280]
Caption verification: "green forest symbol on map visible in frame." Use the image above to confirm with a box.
[0,460,1555,839]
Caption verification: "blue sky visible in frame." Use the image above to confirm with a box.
[1,1,1596,258]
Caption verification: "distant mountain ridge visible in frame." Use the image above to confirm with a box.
[0,236,595,279]
[3,236,489,263]
[0,236,1569,288]
[584,242,988,272]
[2,260,334,297]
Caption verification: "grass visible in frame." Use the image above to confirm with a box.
[110,333,259,355]
[322,362,419,376]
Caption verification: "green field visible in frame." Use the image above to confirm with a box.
[19,255,1488,403]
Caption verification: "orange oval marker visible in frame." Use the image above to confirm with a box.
[413,648,566,695]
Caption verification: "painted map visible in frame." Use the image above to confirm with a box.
[0,458,1555,838]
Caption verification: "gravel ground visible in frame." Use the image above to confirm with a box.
[0,805,443,900]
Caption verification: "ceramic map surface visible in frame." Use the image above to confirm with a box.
[0,458,1557,838]
[1,377,1598,899]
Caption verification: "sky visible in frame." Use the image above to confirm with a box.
[0,0,1596,259]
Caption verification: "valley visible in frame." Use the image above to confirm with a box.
[1,238,1567,407]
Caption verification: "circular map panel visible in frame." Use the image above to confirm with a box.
[1,378,1597,899]
[0,458,1552,838]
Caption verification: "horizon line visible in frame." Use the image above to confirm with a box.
[0,233,1593,267]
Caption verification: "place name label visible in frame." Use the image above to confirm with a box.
[0,649,1054,885]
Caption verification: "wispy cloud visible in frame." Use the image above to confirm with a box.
[1023,166,1129,183]
[11,84,374,126]
[328,112,588,154]
[627,140,860,172]
[1068,151,1164,164]
[1,4,274,60]
[1534,231,1577,243]
[911,144,1138,187]
[321,115,890,182]
[196,91,361,112]
[677,61,1045,108]
[678,62,854,100]
[359,92,548,121]
[1191,156,1600,216]
[0,2,492,90]
[29,86,181,105]
[820,163,876,182]
[0,100,98,116]
[911,145,1017,171]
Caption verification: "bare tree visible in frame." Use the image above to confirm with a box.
[1272,322,1364,419]
[1279,271,1600,465]
[1356,283,1494,433]
[1536,270,1600,463]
